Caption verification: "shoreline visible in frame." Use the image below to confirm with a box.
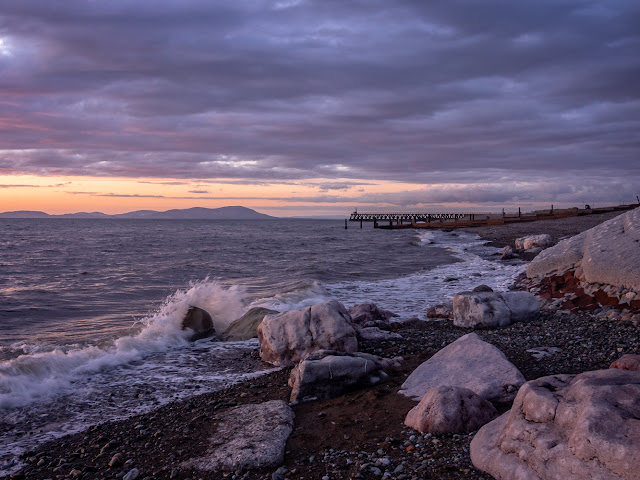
[10,211,638,480]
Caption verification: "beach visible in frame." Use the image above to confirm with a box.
[9,210,639,480]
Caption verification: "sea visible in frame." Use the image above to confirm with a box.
[0,218,524,472]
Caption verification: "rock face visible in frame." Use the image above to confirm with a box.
[470,369,640,480]
[515,234,553,251]
[181,306,215,340]
[453,291,539,328]
[257,300,357,367]
[288,350,386,403]
[221,307,277,341]
[183,400,294,472]
[404,385,497,434]
[399,333,525,404]
[527,208,640,291]
[610,354,640,371]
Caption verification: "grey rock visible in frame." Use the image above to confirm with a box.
[471,369,640,480]
[453,291,539,328]
[258,300,357,366]
[404,385,497,434]
[123,468,139,480]
[426,302,453,319]
[348,303,396,325]
[399,333,525,404]
[183,400,294,471]
[356,327,402,341]
[220,307,277,341]
[289,350,386,403]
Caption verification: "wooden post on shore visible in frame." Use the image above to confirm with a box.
[518,207,521,218]
[360,220,363,228]
[345,219,348,229]
[551,204,554,214]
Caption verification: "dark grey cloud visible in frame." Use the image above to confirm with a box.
[1,0,638,206]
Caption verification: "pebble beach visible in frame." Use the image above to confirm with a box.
[10,210,639,480]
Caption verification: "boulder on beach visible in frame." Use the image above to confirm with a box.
[399,333,525,404]
[405,385,497,434]
[181,306,215,340]
[257,300,357,367]
[426,301,453,319]
[470,369,640,480]
[288,350,386,403]
[348,302,396,328]
[453,291,539,328]
[220,307,278,341]
[182,400,294,472]
[527,208,640,292]
[501,245,517,260]
[515,234,553,251]
[356,326,402,341]
[610,354,640,372]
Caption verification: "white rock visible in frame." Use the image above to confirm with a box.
[183,400,294,471]
[470,369,640,480]
[515,234,553,251]
[257,300,357,366]
[399,333,525,404]
[527,208,640,291]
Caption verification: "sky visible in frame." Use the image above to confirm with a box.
[1,0,639,216]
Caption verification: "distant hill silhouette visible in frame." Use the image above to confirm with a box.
[0,206,275,219]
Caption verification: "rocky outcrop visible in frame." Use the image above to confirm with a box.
[288,350,386,403]
[399,333,525,404]
[257,300,357,367]
[404,385,497,434]
[183,400,294,471]
[470,369,640,480]
[220,307,277,341]
[453,291,539,328]
[527,208,640,292]
[515,234,553,251]
[610,354,640,371]
[181,306,215,340]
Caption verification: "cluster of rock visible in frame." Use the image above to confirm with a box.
[502,233,554,259]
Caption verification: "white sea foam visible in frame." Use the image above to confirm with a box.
[0,279,247,409]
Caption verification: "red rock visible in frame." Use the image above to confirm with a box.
[610,354,640,371]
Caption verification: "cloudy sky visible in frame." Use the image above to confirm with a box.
[1,0,638,215]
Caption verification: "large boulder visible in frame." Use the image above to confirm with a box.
[182,400,294,472]
[182,306,215,340]
[257,300,357,367]
[404,385,497,434]
[399,333,525,404]
[288,350,386,403]
[220,307,277,341]
[453,291,539,328]
[470,369,640,480]
[527,208,640,291]
[515,234,553,251]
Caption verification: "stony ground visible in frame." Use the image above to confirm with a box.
[11,210,639,480]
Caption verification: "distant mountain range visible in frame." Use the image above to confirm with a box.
[0,206,275,220]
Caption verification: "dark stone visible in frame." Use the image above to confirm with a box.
[182,306,215,340]
[472,285,494,293]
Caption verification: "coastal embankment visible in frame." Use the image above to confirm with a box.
[10,209,640,480]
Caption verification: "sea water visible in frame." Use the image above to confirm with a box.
[0,218,524,471]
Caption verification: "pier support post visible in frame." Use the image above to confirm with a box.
[345,219,348,229]
[360,220,363,228]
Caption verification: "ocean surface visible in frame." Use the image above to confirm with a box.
[0,218,524,471]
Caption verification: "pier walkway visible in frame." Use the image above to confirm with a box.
[347,204,639,229]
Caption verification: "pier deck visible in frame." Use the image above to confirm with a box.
[347,204,639,230]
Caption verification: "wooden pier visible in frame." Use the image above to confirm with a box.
[347,204,640,230]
